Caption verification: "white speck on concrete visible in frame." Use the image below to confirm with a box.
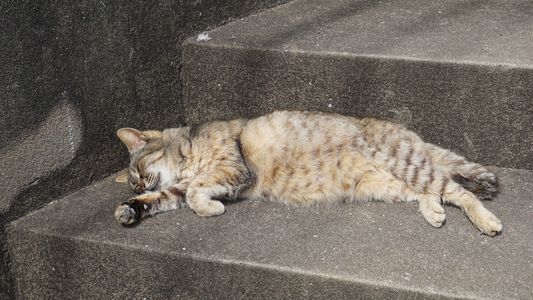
[182,247,186,251]
[196,32,212,42]
[313,235,318,238]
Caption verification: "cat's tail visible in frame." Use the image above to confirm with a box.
[428,146,499,200]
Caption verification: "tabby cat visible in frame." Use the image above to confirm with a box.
[115,111,502,236]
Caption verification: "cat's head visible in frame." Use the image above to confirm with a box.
[115,128,167,194]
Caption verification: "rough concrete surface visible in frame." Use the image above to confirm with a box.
[0,0,289,298]
[0,100,82,213]
[8,168,533,299]
[182,0,533,170]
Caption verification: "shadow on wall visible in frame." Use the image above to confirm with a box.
[0,98,82,214]
[1,1,186,295]
[1,0,291,297]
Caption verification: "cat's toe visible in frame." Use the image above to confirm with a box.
[422,209,446,228]
[115,203,138,225]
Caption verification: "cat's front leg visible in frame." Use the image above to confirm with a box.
[115,186,187,225]
[186,162,252,217]
[186,180,227,217]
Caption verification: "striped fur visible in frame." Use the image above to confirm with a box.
[115,111,502,236]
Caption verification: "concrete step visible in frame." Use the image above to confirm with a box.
[182,0,533,170]
[7,167,533,299]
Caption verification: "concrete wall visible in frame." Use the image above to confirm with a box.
[0,0,289,297]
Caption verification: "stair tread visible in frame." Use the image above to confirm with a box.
[188,0,533,68]
[9,167,533,299]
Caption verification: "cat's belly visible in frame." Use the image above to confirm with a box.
[242,147,386,205]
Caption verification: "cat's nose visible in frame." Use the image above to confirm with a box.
[135,183,145,194]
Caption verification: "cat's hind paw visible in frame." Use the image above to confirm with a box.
[471,206,502,236]
[419,197,446,228]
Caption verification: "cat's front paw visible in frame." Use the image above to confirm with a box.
[115,202,140,225]
[192,200,225,217]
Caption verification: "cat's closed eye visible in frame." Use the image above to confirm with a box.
[131,172,159,194]
[115,170,144,193]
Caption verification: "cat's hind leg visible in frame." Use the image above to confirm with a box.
[441,181,502,236]
[115,187,186,225]
[353,168,447,228]
[353,168,418,203]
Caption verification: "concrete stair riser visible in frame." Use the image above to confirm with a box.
[183,44,532,170]
[182,0,533,170]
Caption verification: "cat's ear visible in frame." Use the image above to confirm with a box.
[115,171,129,183]
[117,128,146,152]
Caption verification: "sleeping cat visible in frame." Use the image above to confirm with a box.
[115,111,502,236]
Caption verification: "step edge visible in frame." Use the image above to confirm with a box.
[183,39,533,71]
[8,226,472,300]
